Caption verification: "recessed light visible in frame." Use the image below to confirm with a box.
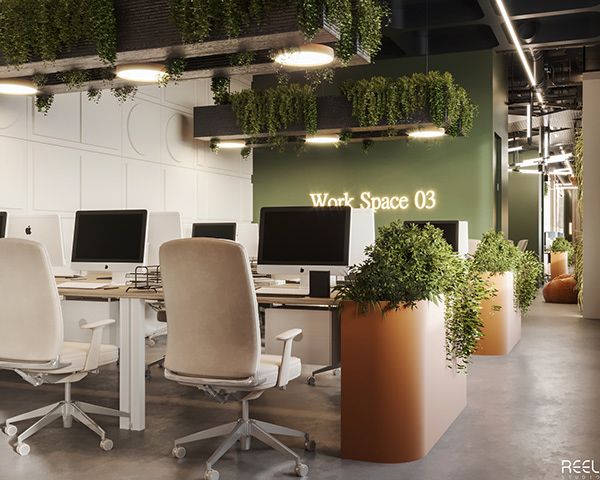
[116,63,167,83]
[215,141,247,149]
[407,127,445,139]
[305,135,340,145]
[0,79,38,95]
[274,44,335,68]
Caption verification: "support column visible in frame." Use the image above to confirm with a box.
[582,72,600,319]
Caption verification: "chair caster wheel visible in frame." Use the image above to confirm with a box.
[3,424,17,436]
[295,463,309,477]
[204,468,219,480]
[100,439,113,451]
[304,439,316,452]
[307,376,316,386]
[16,443,30,456]
[172,446,186,459]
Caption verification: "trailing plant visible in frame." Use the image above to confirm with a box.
[241,146,252,159]
[58,70,90,90]
[551,237,573,255]
[472,230,543,315]
[335,222,492,371]
[574,131,584,307]
[229,51,256,67]
[87,88,102,103]
[209,138,220,153]
[111,85,138,104]
[574,233,584,308]
[211,77,231,105]
[341,71,478,136]
[32,73,48,88]
[0,0,117,67]
[229,83,317,139]
[304,67,334,87]
[159,58,186,87]
[35,94,54,115]
[361,138,374,153]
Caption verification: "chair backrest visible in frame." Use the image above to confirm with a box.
[517,239,529,252]
[0,238,63,362]
[160,238,261,379]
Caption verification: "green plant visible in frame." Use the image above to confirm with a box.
[111,85,138,103]
[551,237,573,255]
[229,83,317,140]
[341,72,478,137]
[241,146,252,159]
[209,137,220,153]
[514,250,543,314]
[229,51,256,67]
[58,70,90,90]
[159,58,186,87]
[211,77,231,105]
[335,222,491,371]
[304,67,334,86]
[87,88,102,103]
[0,0,116,67]
[35,94,54,115]
[32,73,48,88]
[361,138,374,153]
[574,131,584,307]
[574,233,583,308]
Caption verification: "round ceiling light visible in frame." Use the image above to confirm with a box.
[274,44,335,68]
[305,134,340,145]
[116,63,168,83]
[0,79,38,95]
[407,127,446,139]
[215,141,247,149]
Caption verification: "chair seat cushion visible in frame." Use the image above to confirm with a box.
[257,354,302,387]
[30,342,118,374]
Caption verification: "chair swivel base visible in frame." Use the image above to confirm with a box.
[171,401,314,480]
[2,383,128,456]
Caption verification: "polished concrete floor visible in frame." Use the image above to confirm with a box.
[0,296,598,480]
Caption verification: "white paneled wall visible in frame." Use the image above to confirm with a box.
[0,76,254,253]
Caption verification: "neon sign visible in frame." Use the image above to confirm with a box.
[309,190,436,212]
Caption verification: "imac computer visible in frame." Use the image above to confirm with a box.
[192,222,236,241]
[236,223,259,260]
[147,212,182,265]
[71,210,148,285]
[0,212,6,238]
[403,220,469,256]
[6,214,66,268]
[348,208,375,266]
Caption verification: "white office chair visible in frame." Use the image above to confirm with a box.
[0,238,127,455]
[160,238,313,480]
[517,239,529,252]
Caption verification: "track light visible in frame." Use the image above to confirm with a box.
[214,141,247,149]
[407,127,445,139]
[0,79,38,95]
[116,63,168,83]
[305,135,340,145]
[274,44,335,68]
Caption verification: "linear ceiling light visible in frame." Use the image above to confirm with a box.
[512,168,541,175]
[508,146,523,153]
[214,141,247,149]
[515,152,572,167]
[0,79,38,95]
[407,127,445,139]
[116,63,167,83]
[494,0,544,106]
[274,44,335,68]
[305,135,340,145]
[526,102,532,140]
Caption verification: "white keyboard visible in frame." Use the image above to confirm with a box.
[58,282,110,290]
[256,286,310,296]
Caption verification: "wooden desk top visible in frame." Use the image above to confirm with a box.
[57,277,339,307]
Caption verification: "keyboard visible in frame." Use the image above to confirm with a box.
[256,286,310,297]
[58,282,110,290]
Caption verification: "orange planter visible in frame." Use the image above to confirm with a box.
[340,300,467,463]
[550,251,568,279]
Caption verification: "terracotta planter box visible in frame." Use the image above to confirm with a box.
[340,300,467,463]
[550,251,568,279]
[476,272,520,356]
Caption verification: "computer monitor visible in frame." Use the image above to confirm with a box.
[6,214,66,267]
[236,223,259,259]
[403,220,468,255]
[0,212,6,238]
[258,206,352,277]
[192,222,237,241]
[349,208,375,266]
[71,210,148,283]
[147,212,182,265]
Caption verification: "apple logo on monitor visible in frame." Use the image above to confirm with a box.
[25,225,32,235]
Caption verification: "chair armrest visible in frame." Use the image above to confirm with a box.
[275,328,303,388]
[80,319,116,371]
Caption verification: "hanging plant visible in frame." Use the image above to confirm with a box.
[341,71,478,137]
[111,85,138,103]
[361,138,374,153]
[87,88,103,103]
[58,70,90,90]
[32,73,48,88]
[0,0,116,67]
[241,146,252,159]
[35,94,54,115]
[229,51,256,67]
[304,67,334,86]
[159,58,186,87]
[574,131,584,307]
[211,77,231,105]
[229,83,317,140]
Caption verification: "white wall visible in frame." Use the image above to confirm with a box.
[0,77,253,249]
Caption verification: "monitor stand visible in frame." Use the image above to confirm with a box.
[110,271,128,286]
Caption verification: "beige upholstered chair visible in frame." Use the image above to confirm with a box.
[160,238,312,480]
[0,238,127,456]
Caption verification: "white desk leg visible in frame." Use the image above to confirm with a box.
[119,298,146,431]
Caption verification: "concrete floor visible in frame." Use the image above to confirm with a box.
[0,296,598,480]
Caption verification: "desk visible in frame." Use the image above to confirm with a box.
[57,278,338,431]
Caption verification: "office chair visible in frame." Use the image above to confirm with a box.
[517,239,529,252]
[160,238,313,480]
[0,238,127,456]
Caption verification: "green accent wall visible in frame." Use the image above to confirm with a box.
[508,171,542,255]
[253,50,504,239]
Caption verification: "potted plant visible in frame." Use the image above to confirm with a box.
[335,222,491,463]
[550,237,572,279]
[471,231,543,355]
